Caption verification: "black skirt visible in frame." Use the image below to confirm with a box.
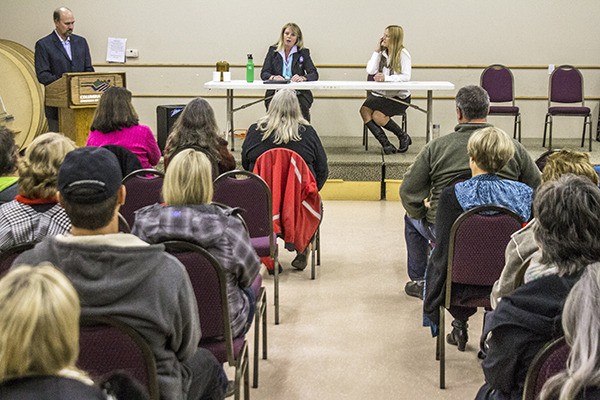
[362,94,411,117]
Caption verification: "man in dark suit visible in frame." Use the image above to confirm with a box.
[35,7,94,131]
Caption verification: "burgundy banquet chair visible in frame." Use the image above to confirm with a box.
[78,315,160,400]
[522,336,570,400]
[480,64,521,142]
[437,205,524,389]
[542,65,592,151]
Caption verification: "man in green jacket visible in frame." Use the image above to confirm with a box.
[399,85,541,299]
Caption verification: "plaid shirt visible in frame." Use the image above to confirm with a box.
[0,200,71,252]
[132,203,261,337]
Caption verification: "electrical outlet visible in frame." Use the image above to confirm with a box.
[126,49,139,58]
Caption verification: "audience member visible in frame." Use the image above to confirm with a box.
[242,88,328,271]
[0,264,105,399]
[422,127,533,351]
[242,88,328,190]
[261,22,318,121]
[0,132,75,252]
[163,97,235,176]
[14,147,225,400]
[35,7,94,132]
[360,24,412,154]
[400,85,540,300]
[87,87,160,169]
[476,174,600,400]
[539,264,600,400]
[132,148,261,338]
[0,126,19,204]
[491,149,599,308]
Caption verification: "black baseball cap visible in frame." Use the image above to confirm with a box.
[58,147,123,204]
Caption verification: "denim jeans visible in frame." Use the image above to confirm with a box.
[404,214,436,281]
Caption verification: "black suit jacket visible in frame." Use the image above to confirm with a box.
[35,31,94,119]
[260,46,318,107]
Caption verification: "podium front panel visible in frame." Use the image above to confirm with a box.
[69,73,125,106]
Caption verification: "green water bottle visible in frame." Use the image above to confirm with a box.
[246,54,254,83]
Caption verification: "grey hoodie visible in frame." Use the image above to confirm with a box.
[13,234,200,400]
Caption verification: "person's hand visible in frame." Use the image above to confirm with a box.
[270,75,285,81]
[291,74,307,82]
[375,36,384,52]
[374,72,385,82]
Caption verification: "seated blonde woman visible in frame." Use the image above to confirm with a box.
[423,127,533,352]
[0,264,105,399]
[491,149,599,308]
[0,132,76,252]
[132,149,261,338]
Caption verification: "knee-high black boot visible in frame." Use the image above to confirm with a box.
[383,119,412,153]
[365,121,396,154]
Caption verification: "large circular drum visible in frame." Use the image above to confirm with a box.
[0,39,47,150]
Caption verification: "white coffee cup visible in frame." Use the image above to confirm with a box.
[223,71,231,82]
[212,71,221,82]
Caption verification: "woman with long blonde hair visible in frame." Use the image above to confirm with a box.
[242,89,328,190]
[360,25,412,154]
[0,264,105,399]
[242,89,328,271]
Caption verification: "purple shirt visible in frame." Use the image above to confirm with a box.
[86,124,161,169]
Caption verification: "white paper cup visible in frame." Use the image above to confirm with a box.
[212,71,221,82]
[223,71,231,82]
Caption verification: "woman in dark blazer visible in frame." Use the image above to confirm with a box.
[260,22,318,121]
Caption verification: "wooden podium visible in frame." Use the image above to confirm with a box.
[45,72,126,145]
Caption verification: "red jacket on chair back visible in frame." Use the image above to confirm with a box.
[253,148,321,253]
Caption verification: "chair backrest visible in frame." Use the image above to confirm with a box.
[120,169,164,227]
[0,242,35,278]
[549,65,585,105]
[447,205,524,289]
[522,337,570,400]
[213,170,273,241]
[253,148,321,252]
[481,64,515,104]
[78,315,160,400]
[535,149,562,172]
[162,240,235,365]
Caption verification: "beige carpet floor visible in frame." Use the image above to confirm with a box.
[238,200,486,400]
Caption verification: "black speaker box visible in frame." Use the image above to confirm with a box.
[156,104,186,153]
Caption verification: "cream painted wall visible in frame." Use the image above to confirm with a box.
[2,0,600,140]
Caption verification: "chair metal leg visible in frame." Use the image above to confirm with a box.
[583,115,592,151]
[316,227,321,266]
[439,306,446,389]
[401,113,407,132]
[244,349,250,400]
[310,234,317,280]
[310,226,321,280]
[253,287,266,388]
[363,124,369,151]
[543,114,550,148]
[262,292,268,360]
[514,114,521,142]
[543,114,553,149]
[588,116,593,152]
[274,253,279,325]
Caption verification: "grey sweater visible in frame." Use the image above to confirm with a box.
[400,123,541,223]
[14,234,200,400]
